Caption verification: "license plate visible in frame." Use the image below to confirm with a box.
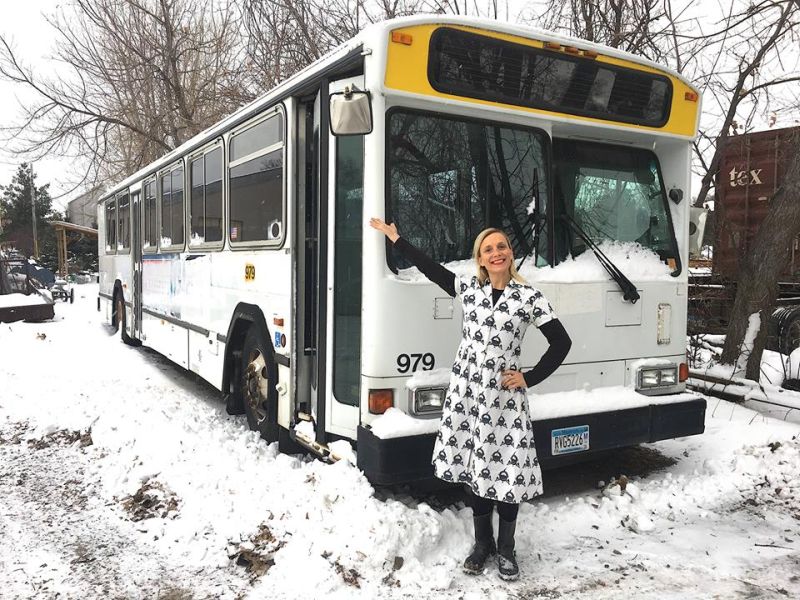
[551,425,590,455]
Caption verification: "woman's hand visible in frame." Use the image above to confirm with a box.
[369,218,400,243]
[501,370,527,390]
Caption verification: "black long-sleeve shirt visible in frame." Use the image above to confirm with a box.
[393,237,571,388]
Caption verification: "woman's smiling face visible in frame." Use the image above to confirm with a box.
[478,232,513,278]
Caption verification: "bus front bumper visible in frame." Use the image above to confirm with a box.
[357,397,706,485]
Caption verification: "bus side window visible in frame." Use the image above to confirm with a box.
[117,193,130,251]
[143,180,158,251]
[190,146,223,246]
[229,111,284,244]
[105,199,117,254]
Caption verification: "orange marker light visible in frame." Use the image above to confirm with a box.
[564,46,580,55]
[544,41,561,50]
[368,389,394,414]
[679,363,689,382]
[273,317,284,327]
[391,31,413,45]
[685,91,699,102]
[583,49,599,58]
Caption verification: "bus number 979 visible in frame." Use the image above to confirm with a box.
[396,353,435,373]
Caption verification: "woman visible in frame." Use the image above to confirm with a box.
[370,218,572,581]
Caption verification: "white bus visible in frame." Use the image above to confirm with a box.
[98,15,706,484]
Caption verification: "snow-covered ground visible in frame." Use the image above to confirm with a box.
[2,285,799,599]
[688,333,800,423]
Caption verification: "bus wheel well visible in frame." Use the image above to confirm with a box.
[222,304,272,415]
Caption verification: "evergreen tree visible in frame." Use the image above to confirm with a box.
[0,163,60,271]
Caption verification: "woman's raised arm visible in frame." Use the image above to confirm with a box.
[369,218,456,297]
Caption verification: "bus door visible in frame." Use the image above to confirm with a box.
[323,76,365,438]
[131,190,143,340]
[295,93,322,440]
[295,78,364,444]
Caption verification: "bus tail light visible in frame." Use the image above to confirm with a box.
[685,91,699,102]
[679,363,689,382]
[369,389,393,414]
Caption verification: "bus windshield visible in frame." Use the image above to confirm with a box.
[387,109,550,270]
[553,139,678,264]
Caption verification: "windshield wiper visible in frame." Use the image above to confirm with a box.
[560,214,640,304]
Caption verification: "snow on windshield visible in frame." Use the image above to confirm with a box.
[393,240,672,284]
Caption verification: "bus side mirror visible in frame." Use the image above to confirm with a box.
[329,87,373,136]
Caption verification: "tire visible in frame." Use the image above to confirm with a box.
[769,307,800,356]
[779,312,800,356]
[241,325,280,443]
[115,292,135,346]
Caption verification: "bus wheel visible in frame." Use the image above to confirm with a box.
[115,293,135,346]
[241,326,279,443]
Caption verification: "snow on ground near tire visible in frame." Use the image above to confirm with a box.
[1,284,799,599]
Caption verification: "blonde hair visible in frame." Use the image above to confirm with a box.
[472,228,526,285]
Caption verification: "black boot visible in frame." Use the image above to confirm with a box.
[463,513,496,574]
[497,517,519,581]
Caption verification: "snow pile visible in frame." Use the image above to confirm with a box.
[524,241,672,283]
[565,435,800,541]
[368,407,440,439]
[733,312,762,377]
[0,292,50,307]
[393,241,672,285]
[530,386,697,421]
[689,332,800,422]
[761,347,800,387]
[405,368,451,390]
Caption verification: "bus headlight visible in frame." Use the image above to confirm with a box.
[414,387,445,415]
[638,366,678,389]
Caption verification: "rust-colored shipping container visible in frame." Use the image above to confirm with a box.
[714,126,800,280]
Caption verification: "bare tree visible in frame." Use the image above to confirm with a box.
[239,0,514,90]
[423,0,511,18]
[534,0,684,61]
[0,0,249,188]
[240,0,430,90]
[680,1,800,378]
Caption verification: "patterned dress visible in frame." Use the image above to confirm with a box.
[432,275,557,503]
